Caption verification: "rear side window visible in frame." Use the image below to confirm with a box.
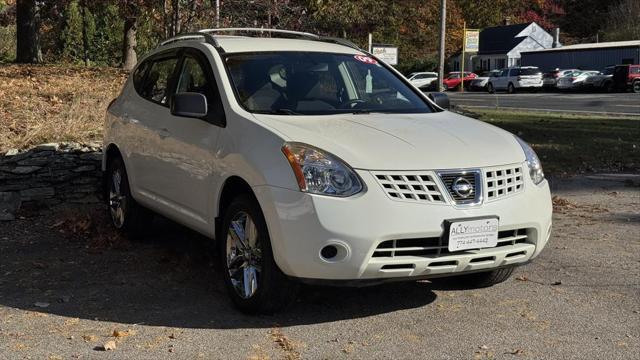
[132,61,149,93]
[140,57,178,105]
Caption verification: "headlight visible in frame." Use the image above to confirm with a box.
[281,142,364,197]
[515,136,545,185]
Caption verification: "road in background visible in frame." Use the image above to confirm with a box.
[446,92,640,116]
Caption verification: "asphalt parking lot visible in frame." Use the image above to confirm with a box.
[447,92,640,116]
[0,175,638,359]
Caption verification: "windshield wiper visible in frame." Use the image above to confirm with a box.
[273,108,302,115]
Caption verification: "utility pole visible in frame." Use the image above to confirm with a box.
[438,0,446,92]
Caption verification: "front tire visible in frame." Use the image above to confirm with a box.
[487,82,495,94]
[219,195,298,314]
[106,157,153,237]
[458,267,515,288]
[633,80,640,93]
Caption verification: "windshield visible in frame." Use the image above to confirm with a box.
[224,52,433,115]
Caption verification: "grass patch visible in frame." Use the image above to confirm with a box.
[471,109,640,175]
[0,64,127,152]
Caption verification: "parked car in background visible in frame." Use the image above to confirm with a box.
[487,67,543,94]
[442,71,477,90]
[468,70,501,91]
[542,69,579,90]
[582,66,615,92]
[408,72,438,90]
[613,64,640,93]
[556,70,600,91]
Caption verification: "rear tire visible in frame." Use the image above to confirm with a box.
[507,83,516,94]
[106,156,153,238]
[219,194,298,314]
[633,80,640,94]
[457,267,515,288]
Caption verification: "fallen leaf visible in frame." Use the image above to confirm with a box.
[507,349,524,355]
[82,335,97,342]
[516,275,528,282]
[102,340,117,351]
[552,280,562,286]
[113,329,136,338]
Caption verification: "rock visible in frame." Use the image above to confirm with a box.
[79,152,103,161]
[73,165,95,173]
[20,187,55,201]
[4,149,19,156]
[35,143,60,151]
[10,166,41,175]
[17,157,51,166]
[0,192,21,221]
[34,302,50,308]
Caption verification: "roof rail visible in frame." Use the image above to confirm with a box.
[159,32,224,52]
[318,36,365,52]
[158,28,367,55]
[199,27,320,40]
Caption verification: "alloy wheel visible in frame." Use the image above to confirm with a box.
[226,211,262,299]
[109,169,127,228]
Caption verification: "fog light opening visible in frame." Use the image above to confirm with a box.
[320,245,338,260]
[319,242,350,262]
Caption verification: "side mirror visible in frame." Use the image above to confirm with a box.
[171,92,208,118]
[428,92,450,110]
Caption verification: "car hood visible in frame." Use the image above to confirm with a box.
[253,111,525,170]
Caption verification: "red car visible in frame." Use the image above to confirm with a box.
[613,64,640,93]
[443,71,477,90]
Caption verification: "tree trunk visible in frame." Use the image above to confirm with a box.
[81,1,89,66]
[173,0,181,36]
[122,17,137,71]
[15,0,42,63]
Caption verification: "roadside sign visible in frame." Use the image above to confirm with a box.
[372,46,398,65]
[464,30,479,52]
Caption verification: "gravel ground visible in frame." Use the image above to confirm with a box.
[0,175,638,360]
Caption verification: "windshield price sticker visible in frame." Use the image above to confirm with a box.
[447,218,499,252]
[354,55,378,65]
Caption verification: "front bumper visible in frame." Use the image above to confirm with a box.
[253,164,552,281]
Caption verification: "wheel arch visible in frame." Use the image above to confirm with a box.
[215,175,260,235]
[102,143,124,199]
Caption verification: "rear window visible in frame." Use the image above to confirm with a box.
[518,68,541,76]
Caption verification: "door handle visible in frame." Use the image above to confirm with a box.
[158,127,170,139]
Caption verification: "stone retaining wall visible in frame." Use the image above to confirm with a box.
[0,142,103,220]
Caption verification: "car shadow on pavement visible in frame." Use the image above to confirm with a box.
[0,205,438,329]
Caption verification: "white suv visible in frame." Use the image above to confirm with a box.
[103,29,552,313]
[487,66,543,93]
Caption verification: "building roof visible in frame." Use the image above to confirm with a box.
[521,40,640,53]
[478,23,531,55]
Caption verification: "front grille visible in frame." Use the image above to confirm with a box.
[484,165,524,201]
[372,228,529,258]
[437,170,481,205]
[372,172,446,203]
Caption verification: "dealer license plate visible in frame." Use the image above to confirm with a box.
[447,217,499,252]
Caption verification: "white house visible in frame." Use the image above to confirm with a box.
[451,22,554,72]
